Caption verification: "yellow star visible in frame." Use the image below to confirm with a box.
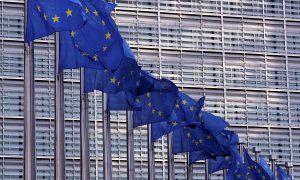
[43,14,47,21]
[103,46,108,52]
[158,111,162,116]
[74,43,79,48]
[117,81,121,86]
[148,102,152,107]
[262,176,265,180]
[93,54,98,61]
[93,10,98,16]
[52,15,60,23]
[175,103,180,109]
[82,51,88,56]
[70,31,76,37]
[135,98,140,103]
[66,8,72,17]
[182,100,187,105]
[189,106,194,111]
[192,139,195,143]
[102,20,106,26]
[225,156,229,160]
[199,113,202,118]
[147,92,151,98]
[237,174,241,178]
[196,142,198,145]
[152,109,156,114]
[172,121,177,126]
[207,134,212,140]
[37,5,41,12]
[105,32,111,39]
[199,139,203,144]
[85,7,89,13]
[110,77,116,84]
[187,132,191,138]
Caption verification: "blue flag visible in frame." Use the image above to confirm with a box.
[277,165,292,180]
[26,0,86,42]
[84,39,140,94]
[59,0,124,71]
[130,72,178,128]
[260,157,274,180]
[172,123,227,157]
[150,92,195,141]
[189,131,238,168]
[243,148,272,180]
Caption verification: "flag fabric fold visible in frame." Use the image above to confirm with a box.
[277,165,292,180]
[26,0,86,42]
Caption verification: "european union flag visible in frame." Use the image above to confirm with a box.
[244,148,272,180]
[172,123,227,157]
[84,50,140,93]
[26,0,86,42]
[189,131,238,166]
[260,157,274,180]
[197,111,229,137]
[150,92,194,141]
[59,0,124,71]
[277,165,292,180]
[129,72,178,128]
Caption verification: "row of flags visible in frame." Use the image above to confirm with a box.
[26,0,292,179]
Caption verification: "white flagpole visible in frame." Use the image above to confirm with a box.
[54,32,66,180]
[147,124,155,180]
[23,0,36,179]
[205,159,210,180]
[167,133,174,180]
[252,147,261,163]
[285,162,293,177]
[126,110,135,179]
[80,68,90,180]
[269,155,277,178]
[102,92,112,180]
[223,169,227,180]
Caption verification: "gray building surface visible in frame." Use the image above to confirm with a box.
[0,0,300,179]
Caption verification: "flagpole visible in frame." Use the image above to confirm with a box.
[223,170,226,180]
[80,68,90,180]
[238,142,244,162]
[54,32,66,180]
[285,162,293,176]
[252,147,261,163]
[186,153,192,180]
[269,155,277,178]
[205,159,210,180]
[147,124,155,180]
[103,92,112,180]
[23,0,36,179]
[167,133,174,180]
[126,110,135,180]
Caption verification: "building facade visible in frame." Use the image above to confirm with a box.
[0,0,299,179]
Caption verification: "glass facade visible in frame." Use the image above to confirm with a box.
[0,0,299,179]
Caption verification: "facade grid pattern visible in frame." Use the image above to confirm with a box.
[0,0,299,179]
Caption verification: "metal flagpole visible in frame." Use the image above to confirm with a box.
[205,159,210,180]
[103,92,112,180]
[223,169,227,180]
[186,153,193,180]
[147,124,155,180]
[23,0,36,179]
[167,133,174,180]
[238,142,244,162]
[54,32,66,180]
[252,147,261,163]
[80,68,90,180]
[269,154,277,178]
[285,162,293,176]
[126,110,135,180]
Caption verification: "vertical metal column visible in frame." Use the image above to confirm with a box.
[80,68,90,180]
[126,110,135,180]
[222,169,227,180]
[103,93,112,180]
[238,143,244,162]
[167,133,174,180]
[269,155,277,178]
[147,124,155,180]
[285,162,293,177]
[205,159,210,180]
[23,0,36,179]
[54,32,66,180]
[187,153,193,180]
[252,147,261,163]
